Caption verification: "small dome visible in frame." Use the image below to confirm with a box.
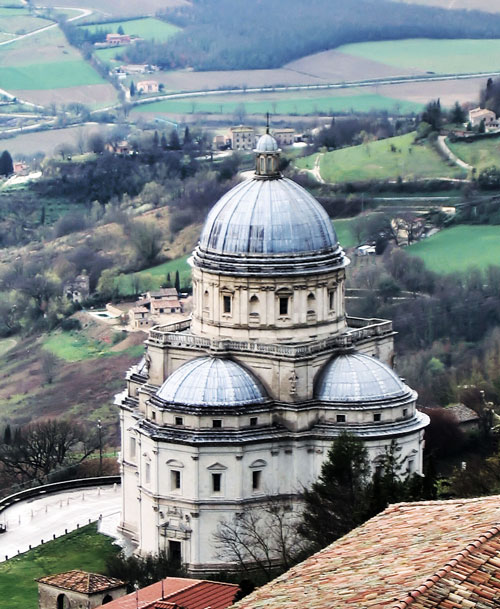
[156,357,267,407]
[315,353,410,403]
[255,133,279,153]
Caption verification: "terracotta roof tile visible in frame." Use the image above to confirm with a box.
[96,578,238,609]
[37,570,125,594]
[233,496,500,609]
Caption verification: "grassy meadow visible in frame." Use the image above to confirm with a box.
[296,132,465,183]
[82,16,180,40]
[116,255,191,295]
[447,136,500,173]
[334,218,358,248]
[43,331,144,362]
[0,524,120,609]
[338,38,500,74]
[135,93,423,116]
[408,225,500,273]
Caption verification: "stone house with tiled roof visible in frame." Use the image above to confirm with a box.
[37,570,126,609]
[233,495,500,609]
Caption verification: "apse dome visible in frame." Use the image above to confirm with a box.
[156,357,268,407]
[315,352,413,403]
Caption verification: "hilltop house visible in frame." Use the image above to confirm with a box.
[137,80,159,94]
[106,33,131,46]
[469,107,498,129]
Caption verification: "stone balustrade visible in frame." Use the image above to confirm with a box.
[146,316,393,358]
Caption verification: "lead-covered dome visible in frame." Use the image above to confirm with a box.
[255,133,279,153]
[156,357,268,407]
[315,353,413,403]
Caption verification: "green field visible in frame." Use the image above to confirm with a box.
[408,225,500,273]
[82,17,180,40]
[135,93,422,117]
[0,60,105,90]
[447,136,500,172]
[94,46,124,65]
[296,132,465,183]
[338,38,500,74]
[334,218,358,248]
[0,524,120,609]
[117,255,191,295]
[42,331,143,362]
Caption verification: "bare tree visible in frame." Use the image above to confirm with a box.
[130,220,164,266]
[213,499,306,581]
[0,420,97,483]
[40,350,59,384]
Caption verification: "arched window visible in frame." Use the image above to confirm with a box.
[203,290,209,311]
[102,595,113,604]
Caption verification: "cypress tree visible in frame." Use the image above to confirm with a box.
[0,150,13,176]
[174,270,180,293]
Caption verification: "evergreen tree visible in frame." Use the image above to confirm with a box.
[174,270,180,293]
[117,25,124,35]
[166,272,171,287]
[3,424,11,445]
[450,101,466,125]
[161,132,168,150]
[169,130,181,150]
[129,81,136,97]
[153,130,159,147]
[183,126,192,146]
[299,432,370,549]
[0,150,13,176]
[421,99,442,131]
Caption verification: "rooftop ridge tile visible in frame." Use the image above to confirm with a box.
[390,525,500,609]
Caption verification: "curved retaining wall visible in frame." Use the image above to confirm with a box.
[0,475,121,516]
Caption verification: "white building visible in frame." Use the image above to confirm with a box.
[117,132,429,574]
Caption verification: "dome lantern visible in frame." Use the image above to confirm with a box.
[254,120,281,178]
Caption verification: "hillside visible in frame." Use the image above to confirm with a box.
[296,132,466,183]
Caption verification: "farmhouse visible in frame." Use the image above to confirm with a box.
[105,141,131,155]
[272,127,295,146]
[106,33,131,46]
[137,80,159,94]
[469,107,498,129]
[129,306,150,329]
[227,125,255,150]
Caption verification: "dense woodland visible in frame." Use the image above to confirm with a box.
[118,0,500,71]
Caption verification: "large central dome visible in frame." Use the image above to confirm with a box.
[199,177,337,255]
[193,133,346,276]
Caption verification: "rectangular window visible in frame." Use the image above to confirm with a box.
[250,417,258,426]
[329,290,335,310]
[145,462,151,484]
[151,411,156,421]
[212,419,222,428]
[374,413,381,422]
[175,416,184,426]
[223,295,231,314]
[212,473,222,493]
[171,470,181,490]
[279,297,288,316]
[252,470,261,490]
[402,409,408,418]
[336,414,346,423]
[130,437,136,458]
[407,459,415,473]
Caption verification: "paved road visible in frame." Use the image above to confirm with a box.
[0,485,123,561]
[437,134,473,171]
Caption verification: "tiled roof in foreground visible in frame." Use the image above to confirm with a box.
[37,570,125,594]
[234,496,500,609]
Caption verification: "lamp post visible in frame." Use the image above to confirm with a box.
[97,419,102,476]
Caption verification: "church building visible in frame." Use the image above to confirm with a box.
[116,132,429,573]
